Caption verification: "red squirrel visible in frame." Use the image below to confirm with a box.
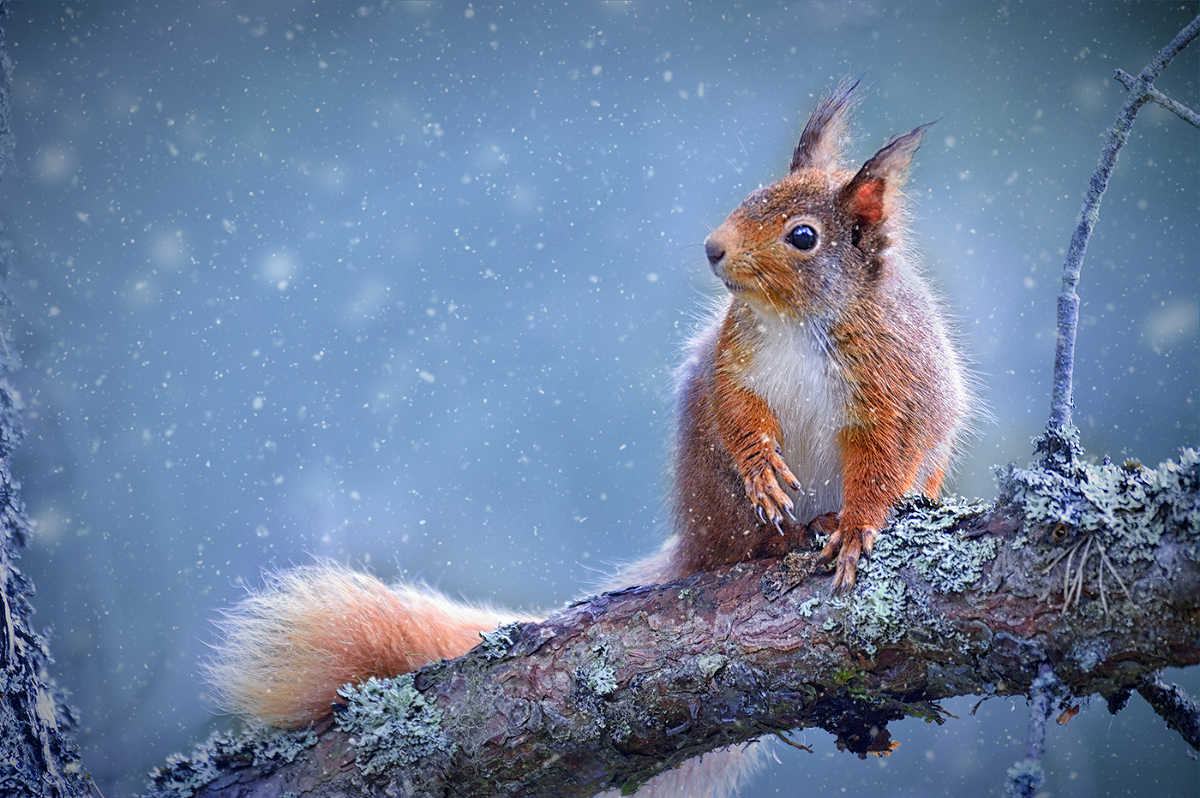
[208,82,966,748]
[668,82,966,592]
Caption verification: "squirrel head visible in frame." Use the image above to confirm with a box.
[704,81,933,320]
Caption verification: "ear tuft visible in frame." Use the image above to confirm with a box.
[790,77,862,173]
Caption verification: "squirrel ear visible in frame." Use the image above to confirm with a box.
[790,78,862,173]
[839,121,933,230]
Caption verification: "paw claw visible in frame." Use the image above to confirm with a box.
[741,440,800,530]
[820,525,878,593]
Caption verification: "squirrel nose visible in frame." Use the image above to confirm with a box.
[704,235,726,265]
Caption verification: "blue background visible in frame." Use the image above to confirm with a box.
[3,2,1197,796]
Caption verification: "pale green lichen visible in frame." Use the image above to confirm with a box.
[142,726,317,798]
[1005,758,1045,798]
[873,496,998,593]
[797,596,821,617]
[697,653,728,679]
[586,661,618,696]
[571,645,626,739]
[846,578,908,656]
[578,643,619,696]
[336,674,454,777]
[1001,444,1199,566]
[250,727,320,765]
[844,495,996,654]
[479,621,523,660]
[145,745,221,798]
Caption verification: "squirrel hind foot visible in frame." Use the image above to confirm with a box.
[817,524,878,594]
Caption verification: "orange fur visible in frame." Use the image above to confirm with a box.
[206,564,535,728]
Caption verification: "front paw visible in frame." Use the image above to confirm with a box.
[818,524,878,593]
[741,444,801,532]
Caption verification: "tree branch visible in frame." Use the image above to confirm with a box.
[1114,69,1200,127]
[144,450,1200,798]
[1006,663,1057,798]
[1137,673,1200,751]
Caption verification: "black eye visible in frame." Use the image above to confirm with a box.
[785,224,818,251]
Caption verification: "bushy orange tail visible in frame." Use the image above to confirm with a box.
[205,562,537,728]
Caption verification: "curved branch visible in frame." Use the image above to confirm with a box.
[144,452,1200,798]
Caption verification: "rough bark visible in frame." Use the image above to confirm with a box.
[143,449,1200,798]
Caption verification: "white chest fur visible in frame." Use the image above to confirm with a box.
[739,313,848,523]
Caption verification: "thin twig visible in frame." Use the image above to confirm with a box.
[772,731,813,754]
[1008,663,1057,798]
[1067,537,1092,609]
[1061,542,1078,606]
[1040,545,1073,574]
[1137,674,1200,752]
[1114,69,1200,127]
[1044,14,1200,438]
[1048,537,1132,616]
